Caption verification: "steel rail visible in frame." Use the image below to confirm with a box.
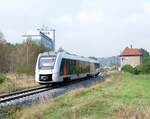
[0,76,101,104]
[0,86,50,104]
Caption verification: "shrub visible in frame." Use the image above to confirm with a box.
[122,65,135,74]
[136,64,150,74]
[132,68,140,75]
[122,64,150,75]
[0,75,7,84]
[142,56,150,65]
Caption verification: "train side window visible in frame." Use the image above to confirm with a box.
[60,59,65,75]
[66,59,70,75]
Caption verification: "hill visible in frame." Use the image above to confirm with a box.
[98,56,119,66]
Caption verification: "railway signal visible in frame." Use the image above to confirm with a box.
[22,26,56,51]
[37,26,56,51]
[22,27,56,65]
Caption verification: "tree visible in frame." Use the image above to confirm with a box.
[0,37,48,75]
[0,43,14,73]
[140,48,149,56]
[140,48,150,65]
[12,39,47,75]
[0,32,6,44]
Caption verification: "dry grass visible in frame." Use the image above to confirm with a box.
[6,100,56,119]
[112,103,150,119]
[5,72,150,119]
[0,73,39,94]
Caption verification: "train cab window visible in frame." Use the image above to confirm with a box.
[95,63,100,70]
[39,56,56,69]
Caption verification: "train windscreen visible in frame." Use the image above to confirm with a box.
[39,56,56,69]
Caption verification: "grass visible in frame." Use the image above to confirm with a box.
[0,73,38,94]
[6,72,150,119]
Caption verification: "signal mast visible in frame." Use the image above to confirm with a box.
[22,26,56,51]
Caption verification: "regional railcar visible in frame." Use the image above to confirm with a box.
[35,51,100,84]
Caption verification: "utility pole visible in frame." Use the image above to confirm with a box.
[22,34,38,65]
[26,38,30,65]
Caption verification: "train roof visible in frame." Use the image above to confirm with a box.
[39,51,99,63]
[39,51,57,57]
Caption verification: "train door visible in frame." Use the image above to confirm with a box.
[90,63,95,74]
[77,60,80,77]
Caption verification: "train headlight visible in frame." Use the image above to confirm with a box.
[40,76,48,81]
[39,74,52,81]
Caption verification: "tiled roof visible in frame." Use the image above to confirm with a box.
[121,47,142,56]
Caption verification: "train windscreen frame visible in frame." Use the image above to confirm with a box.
[39,56,56,70]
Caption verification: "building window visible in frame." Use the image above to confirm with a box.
[121,57,128,63]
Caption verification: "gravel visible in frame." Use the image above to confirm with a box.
[0,76,103,107]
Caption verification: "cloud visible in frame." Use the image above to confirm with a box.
[67,0,150,56]
[0,0,150,57]
[145,1,150,13]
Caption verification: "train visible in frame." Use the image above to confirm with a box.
[35,51,100,84]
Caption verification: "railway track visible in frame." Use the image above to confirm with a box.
[0,80,81,105]
[0,76,103,106]
[0,86,51,104]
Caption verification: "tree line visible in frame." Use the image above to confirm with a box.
[0,37,47,75]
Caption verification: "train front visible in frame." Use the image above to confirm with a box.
[35,52,57,84]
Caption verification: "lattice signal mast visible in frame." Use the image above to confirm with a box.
[37,26,56,51]
[22,26,56,51]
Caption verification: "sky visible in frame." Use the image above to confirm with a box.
[0,0,150,57]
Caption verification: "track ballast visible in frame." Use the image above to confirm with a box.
[0,86,50,104]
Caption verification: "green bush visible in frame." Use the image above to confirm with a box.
[121,65,135,74]
[122,64,150,75]
[142,56,150,65]
[0,75,7,84]
[136,64,150,74]
[132,67,140,75]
